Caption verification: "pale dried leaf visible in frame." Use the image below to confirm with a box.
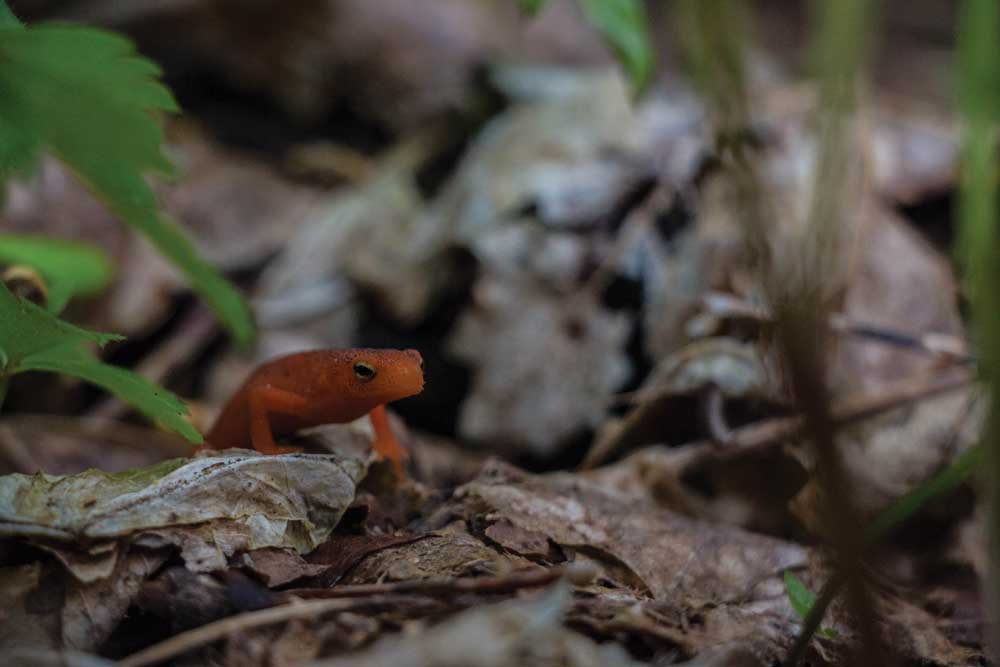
[450,284,630,456]
[308,584,641,667]
[61,550,168,650]
[0,452,365,561]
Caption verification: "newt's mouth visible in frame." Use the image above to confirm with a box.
[396,366,425,399]
[386,352,425,402]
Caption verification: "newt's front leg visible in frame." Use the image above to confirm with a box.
[368,404,406,474]
[249,384,310,455]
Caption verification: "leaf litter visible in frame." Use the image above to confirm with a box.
[0,5,988,665]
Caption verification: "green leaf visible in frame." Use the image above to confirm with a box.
[19,344,202,443]
[0,281,120,370]
[0,110,40,175]
[518,0,547,15]
[957,0,1000,123]
[865,444,983,543]
[783,571,838,639]
[955,0,1000,629]
[0,24,254,344]
[783,571,815,619]
[0,1,22,29]
[579,0,654,94]
[0,234,114,313]
[0,282,200,442]
[0,26,174,181]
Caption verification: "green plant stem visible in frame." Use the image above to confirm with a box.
[866,443,984,543]
[783,572,846,667]
[955,0,1000,654]
[784,440,984,666]
[772,1,881,665]
[789,0,999,659]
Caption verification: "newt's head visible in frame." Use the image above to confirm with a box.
[339,348,424,406]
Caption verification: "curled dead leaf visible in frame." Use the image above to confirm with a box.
[0,452,366,569]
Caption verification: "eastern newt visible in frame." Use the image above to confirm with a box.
[204,349,424,471]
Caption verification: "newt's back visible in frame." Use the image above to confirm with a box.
[203,349,424,451]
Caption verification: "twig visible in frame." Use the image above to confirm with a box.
[708,367,972,461]
[118,595,435,667]
[121,568,570,667]
[782,572,846,667]
[777,303,888,667]
[703,385,732,446]
[782,441,985,667]
[279,567,562,601]
[703,291,972,364]
[587,367,972,471]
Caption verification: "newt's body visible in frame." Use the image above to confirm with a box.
[204,349,424,470]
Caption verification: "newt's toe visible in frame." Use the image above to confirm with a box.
[372,436,407,475]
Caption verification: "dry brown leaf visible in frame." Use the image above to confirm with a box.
[588,445,808,535]
[0,416,191,477]
[583,338,779,469]
[0,550,168,654]
[339,531,529,585]
[304,533,430,587]
[240,548,329,588]
[455,460,809,601]
[869,594,980,667]
[0,562,61,652]
[409,434,489,490]
[61,549,169,650]
[836,202,963,392]
[791,385,980,536]
[34,541,119,584]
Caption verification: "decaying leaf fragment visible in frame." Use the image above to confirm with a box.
[0,451,366,654]
[450,284,631,456]
[0,551,168,653]
[455,460,808,603]
[0,451,366,570]
[583,337,778,469]
[310,584,641,667]
[440,462,976,665]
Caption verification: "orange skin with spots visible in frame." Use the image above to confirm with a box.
[204,349,424,471]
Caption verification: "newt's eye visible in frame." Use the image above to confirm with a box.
[353,361,377,382]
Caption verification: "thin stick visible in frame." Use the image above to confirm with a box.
[703,291,972,364]
[121,569,566,667]
[782,572,846,667]
[280,567,562,601]
[585,367,972,470]
[118,596,429,667]
[783,442,985,667]
[708,368,972,461]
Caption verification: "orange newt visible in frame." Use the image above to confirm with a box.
[204,349,424,471]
